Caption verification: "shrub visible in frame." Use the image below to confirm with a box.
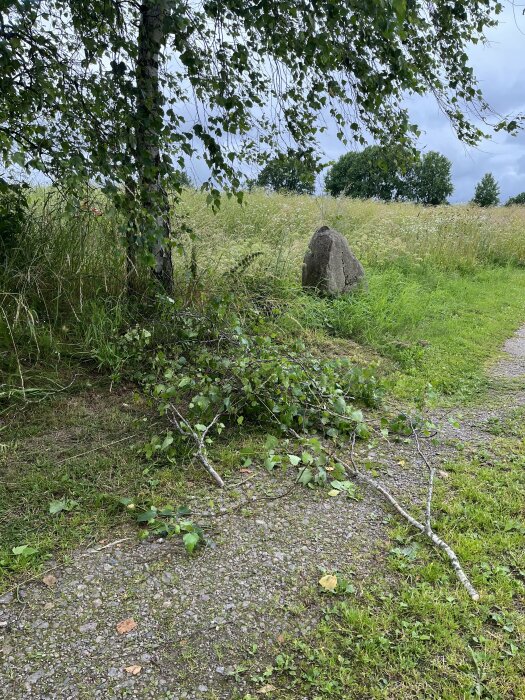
[505,192,525,206]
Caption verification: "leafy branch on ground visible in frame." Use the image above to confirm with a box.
[117,295,478,597]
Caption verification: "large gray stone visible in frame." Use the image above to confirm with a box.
[302,226,365,296]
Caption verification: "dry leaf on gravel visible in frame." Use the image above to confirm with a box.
[257,684,276,694]
[42,574,57,588]
[116,618,137,634]
[124,665,142,675]
[438,470,450,479]
[319,574,337,592]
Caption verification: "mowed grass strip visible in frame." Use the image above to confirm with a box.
[0,383,197,591]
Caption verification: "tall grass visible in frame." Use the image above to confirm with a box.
[181,190,525,399]
[0,189,126,387]
[3,187,525,400]
[181,188,525,277]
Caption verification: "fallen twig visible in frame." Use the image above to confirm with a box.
[56,434,140,465]
[81,537,133,555]
[168,405,225,487]
[341,433,479,601]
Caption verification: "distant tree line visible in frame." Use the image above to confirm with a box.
[256,148,525,208]
[257,145,454,205]
[324,146,453,205]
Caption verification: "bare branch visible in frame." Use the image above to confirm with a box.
[168,404,225,487]
[337,433,480,601]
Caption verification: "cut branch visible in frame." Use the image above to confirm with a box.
[338,433,480,601]
[168,404,225,487]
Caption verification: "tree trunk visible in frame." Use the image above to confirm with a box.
[135,0,174,294]
[124,177,139,296]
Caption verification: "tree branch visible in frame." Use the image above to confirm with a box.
[339,433,479,601]
[168,404,225,487]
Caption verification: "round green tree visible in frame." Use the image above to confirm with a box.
[409,151,453,205]
[324,145,415,200]
[472,173,500,207]
[256,154,315,194]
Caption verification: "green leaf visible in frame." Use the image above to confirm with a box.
[49,500,67,515]
[183,531,200,553]
[288,454,301,466]
[264,435,279,451]
[297,467,313,486]
[12,544,38,557]
[136,508,158,523]
[11,151,25,167]
[49,499,78,515]
[161,434,174,450]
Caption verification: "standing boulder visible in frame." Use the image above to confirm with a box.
[302,226,365,296]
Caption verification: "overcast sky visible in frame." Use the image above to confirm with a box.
[322,5,525,203]
[184,5,525,204]
[410,5,525,203]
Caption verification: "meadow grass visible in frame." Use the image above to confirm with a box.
[4,188,525,402]
[182,189,525,402]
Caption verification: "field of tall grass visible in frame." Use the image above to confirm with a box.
[2,188,525,402]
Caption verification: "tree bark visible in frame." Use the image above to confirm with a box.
[135,0,174,294]
[123,177,139,296]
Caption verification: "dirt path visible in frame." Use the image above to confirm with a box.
[2,326,525,700]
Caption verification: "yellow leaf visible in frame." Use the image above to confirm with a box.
[328,489,340,496]
[319,574,337,592]
[257,684,276,694]
[124,665,142,675]
[42,574,57,588]
[116,618,137,635]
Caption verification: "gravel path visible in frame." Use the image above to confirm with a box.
[492,324,525,379]
[2,325,525,700]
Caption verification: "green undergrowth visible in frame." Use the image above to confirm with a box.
[243,408,525,699]
[3,189,525,408]
[0,376,207,591]
[3,190,525,589]
[293,264,525,403]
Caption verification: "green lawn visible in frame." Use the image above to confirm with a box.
[294,265,525,401]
